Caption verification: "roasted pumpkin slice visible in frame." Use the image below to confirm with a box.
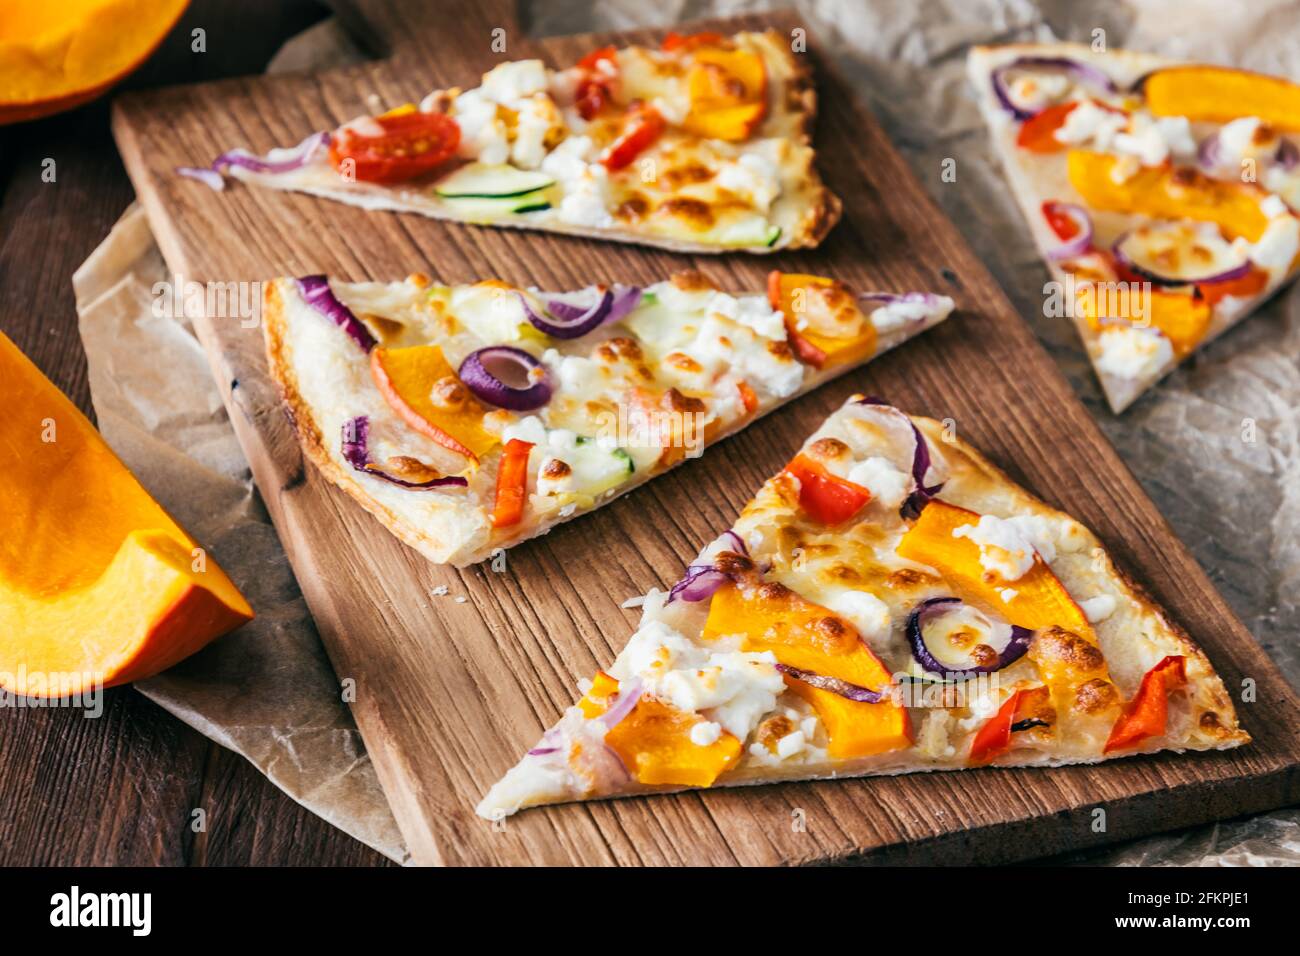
[703,578,910,758]
[0,0,189,125]
[370,344,498,462]
[1143,66,1300,131]
[766,271,878,369]
[896,500,1093,639]
[1066,149,1271,243]
[0,332,252,696]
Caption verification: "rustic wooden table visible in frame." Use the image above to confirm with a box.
[0,0,391,867]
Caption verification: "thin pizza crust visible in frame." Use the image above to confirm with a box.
[263,277,953,567]
[968,42,1300,412]
[479,398,1247,818]
[223,31,841,254]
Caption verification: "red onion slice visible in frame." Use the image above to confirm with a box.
[667,529,751,604]
[906,597,1032,678]
[1199,128,1299,176]
[296,275,378,352]
[1041,201,1094,261]
[341,416,468,489]
[991,57,1118,121]
[458,346,553,410]
[176,166,225,191]
[854,397,944,518]
[212,131,331,177]
[1111,229,1251,287]
[520,284,642,339]
[775,664,885,703]
[598,677,643,729]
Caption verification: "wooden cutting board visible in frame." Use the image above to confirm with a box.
[111,0,1300,865]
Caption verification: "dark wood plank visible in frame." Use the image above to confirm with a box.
[0,0,391,867]
[110,5,1300,866]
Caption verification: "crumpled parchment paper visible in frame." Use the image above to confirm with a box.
[77,1,1299,866]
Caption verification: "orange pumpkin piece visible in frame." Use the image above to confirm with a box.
[0,0,189,125]
[0,332,252,697]
[1075,283,1213,359]
[896,500,1094,639]
[766,271,878,369]
[578,670,622,719]
[604,694,742,787]
[703,579,911,759]
[1143,66,1300,132]
[682,48,767,141]
[1066,149,1271,243]
[369,344,498,462]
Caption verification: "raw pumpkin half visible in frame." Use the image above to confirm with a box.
[0,0,188,125]
[0,332,253,697]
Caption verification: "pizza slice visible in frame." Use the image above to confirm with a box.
[184,30,840,254]
[968,43,1300,412]
[479,396,1247,818]
[263,271,952,566]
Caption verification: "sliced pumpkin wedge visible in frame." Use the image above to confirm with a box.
[703,578,911,759]
[1066,149,1271,243]
[369,344,498,462]
[0,331,252,696]
[1143,65,1300,132]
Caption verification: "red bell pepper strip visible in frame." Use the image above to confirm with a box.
[602,106,665,171]
[575,46,617,121]
[785,453,872,525]
[1104,655,1187,753]
[492,438,534,529]
[969,690,1025,764]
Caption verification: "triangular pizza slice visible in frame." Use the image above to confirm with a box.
[263,270,951,566]
[968,43,1300,412]
[479,396,1247,818]
[184,29,840,254]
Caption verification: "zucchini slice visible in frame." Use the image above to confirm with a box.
[435,162,557,199]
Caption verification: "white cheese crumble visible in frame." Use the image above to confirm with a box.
[1094,324,1174,381]
[846,456,914,509]
[827,590,892,645]
[480,59,549,103]
[715,152,781,213]
[775,730,806,759]
[1080,593,1117,623]
[1247,214,1300,278]
[607,622,786,743]
[689,721,723,746]
[952,514,1038,582]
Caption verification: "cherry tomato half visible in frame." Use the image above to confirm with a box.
[329,111,461,184]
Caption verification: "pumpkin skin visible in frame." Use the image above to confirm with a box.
[0,332,253,697]
[0,0,189,125]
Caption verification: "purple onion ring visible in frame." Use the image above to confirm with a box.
[458,346,553,411]
[991,56,1118,121]
[520,284,642,339]
[341,416,468,489]
[906,597,1032,678]
[667,530,750,604]
[1111,230,1251,287]
[1041,201,1094,261]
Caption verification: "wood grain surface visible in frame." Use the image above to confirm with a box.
[110,0,1300,865]
[0,0,391,866]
